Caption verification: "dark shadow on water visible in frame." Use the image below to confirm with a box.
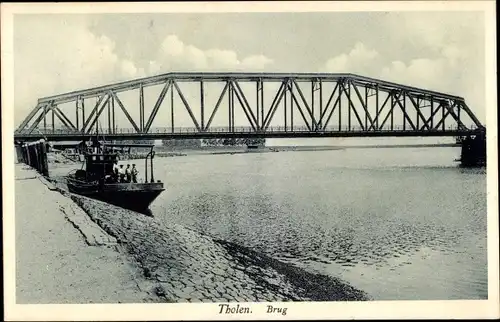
[143,208,154,217]
[215,239,371,301]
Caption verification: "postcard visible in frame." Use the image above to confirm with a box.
[2,1,498,320]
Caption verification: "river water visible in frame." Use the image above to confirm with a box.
[147,146,487,301]
[48,145,487,300]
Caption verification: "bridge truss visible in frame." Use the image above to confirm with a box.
[15,72,485,141]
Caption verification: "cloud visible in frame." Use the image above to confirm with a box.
[379,52,485,123]
[324,41,479,94]
[378,44,478,97]
[151,34,274,73]
[120,59,146,78]
[324,42,455,92]
[380,58,449,92]
[324,42,380,75]
[161,34,185,56]
[241,55,274,69]
[14,23,274,126]
[14,18,145,125]
[378,13,485,121]
[138,35,275,127]
[321,39,485,123]
[382,12,484,57]
[14,21,275,128]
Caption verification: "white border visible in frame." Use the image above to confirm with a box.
[2,2,498,320]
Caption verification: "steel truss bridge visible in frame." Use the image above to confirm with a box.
[14,72,485,142]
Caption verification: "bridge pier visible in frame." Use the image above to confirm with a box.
[459,130,486,167]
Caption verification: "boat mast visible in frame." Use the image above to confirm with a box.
[145,150,148,183]
[144,146,155,183]
[150,147,155,182]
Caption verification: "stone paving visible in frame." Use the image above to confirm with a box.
[59,201,118,246]
[72,194,369,302]
[15,165,153,303]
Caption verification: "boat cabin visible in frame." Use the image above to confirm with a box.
[75,142,158,184]
[84,153,119,182]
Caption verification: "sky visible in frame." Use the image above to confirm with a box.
[13,10,486,141]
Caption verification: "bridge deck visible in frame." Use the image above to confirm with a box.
[14,129,482,142]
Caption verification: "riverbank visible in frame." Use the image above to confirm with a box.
[112,143,460,159]
[15,165,155,303]
[105,145,344,160]
[16,162,369,303]
[70,193,368,302]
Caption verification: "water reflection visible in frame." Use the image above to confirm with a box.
[171,187,480,270]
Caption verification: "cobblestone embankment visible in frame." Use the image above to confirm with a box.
[70,194,369,302]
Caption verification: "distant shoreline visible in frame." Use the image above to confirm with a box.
[309,143,459,149]
[158,143,458,150]
[154,143,460,156]
[52,143,460,162]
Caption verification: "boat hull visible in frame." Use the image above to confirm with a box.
[66,178,164,213]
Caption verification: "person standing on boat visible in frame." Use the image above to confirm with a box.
[118,165,125,182]
[131,164,138,183]
[113,160,119,182]
[125,164,132,183]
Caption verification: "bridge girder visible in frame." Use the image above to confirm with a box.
[13,129,486,143]
[15,72,484,141]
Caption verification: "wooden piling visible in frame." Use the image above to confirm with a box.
[40,141,49,176]
[17,140,50,177]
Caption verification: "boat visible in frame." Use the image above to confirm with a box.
[66,140,165,214]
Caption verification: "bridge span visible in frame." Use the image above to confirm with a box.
[14,72,486,165]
